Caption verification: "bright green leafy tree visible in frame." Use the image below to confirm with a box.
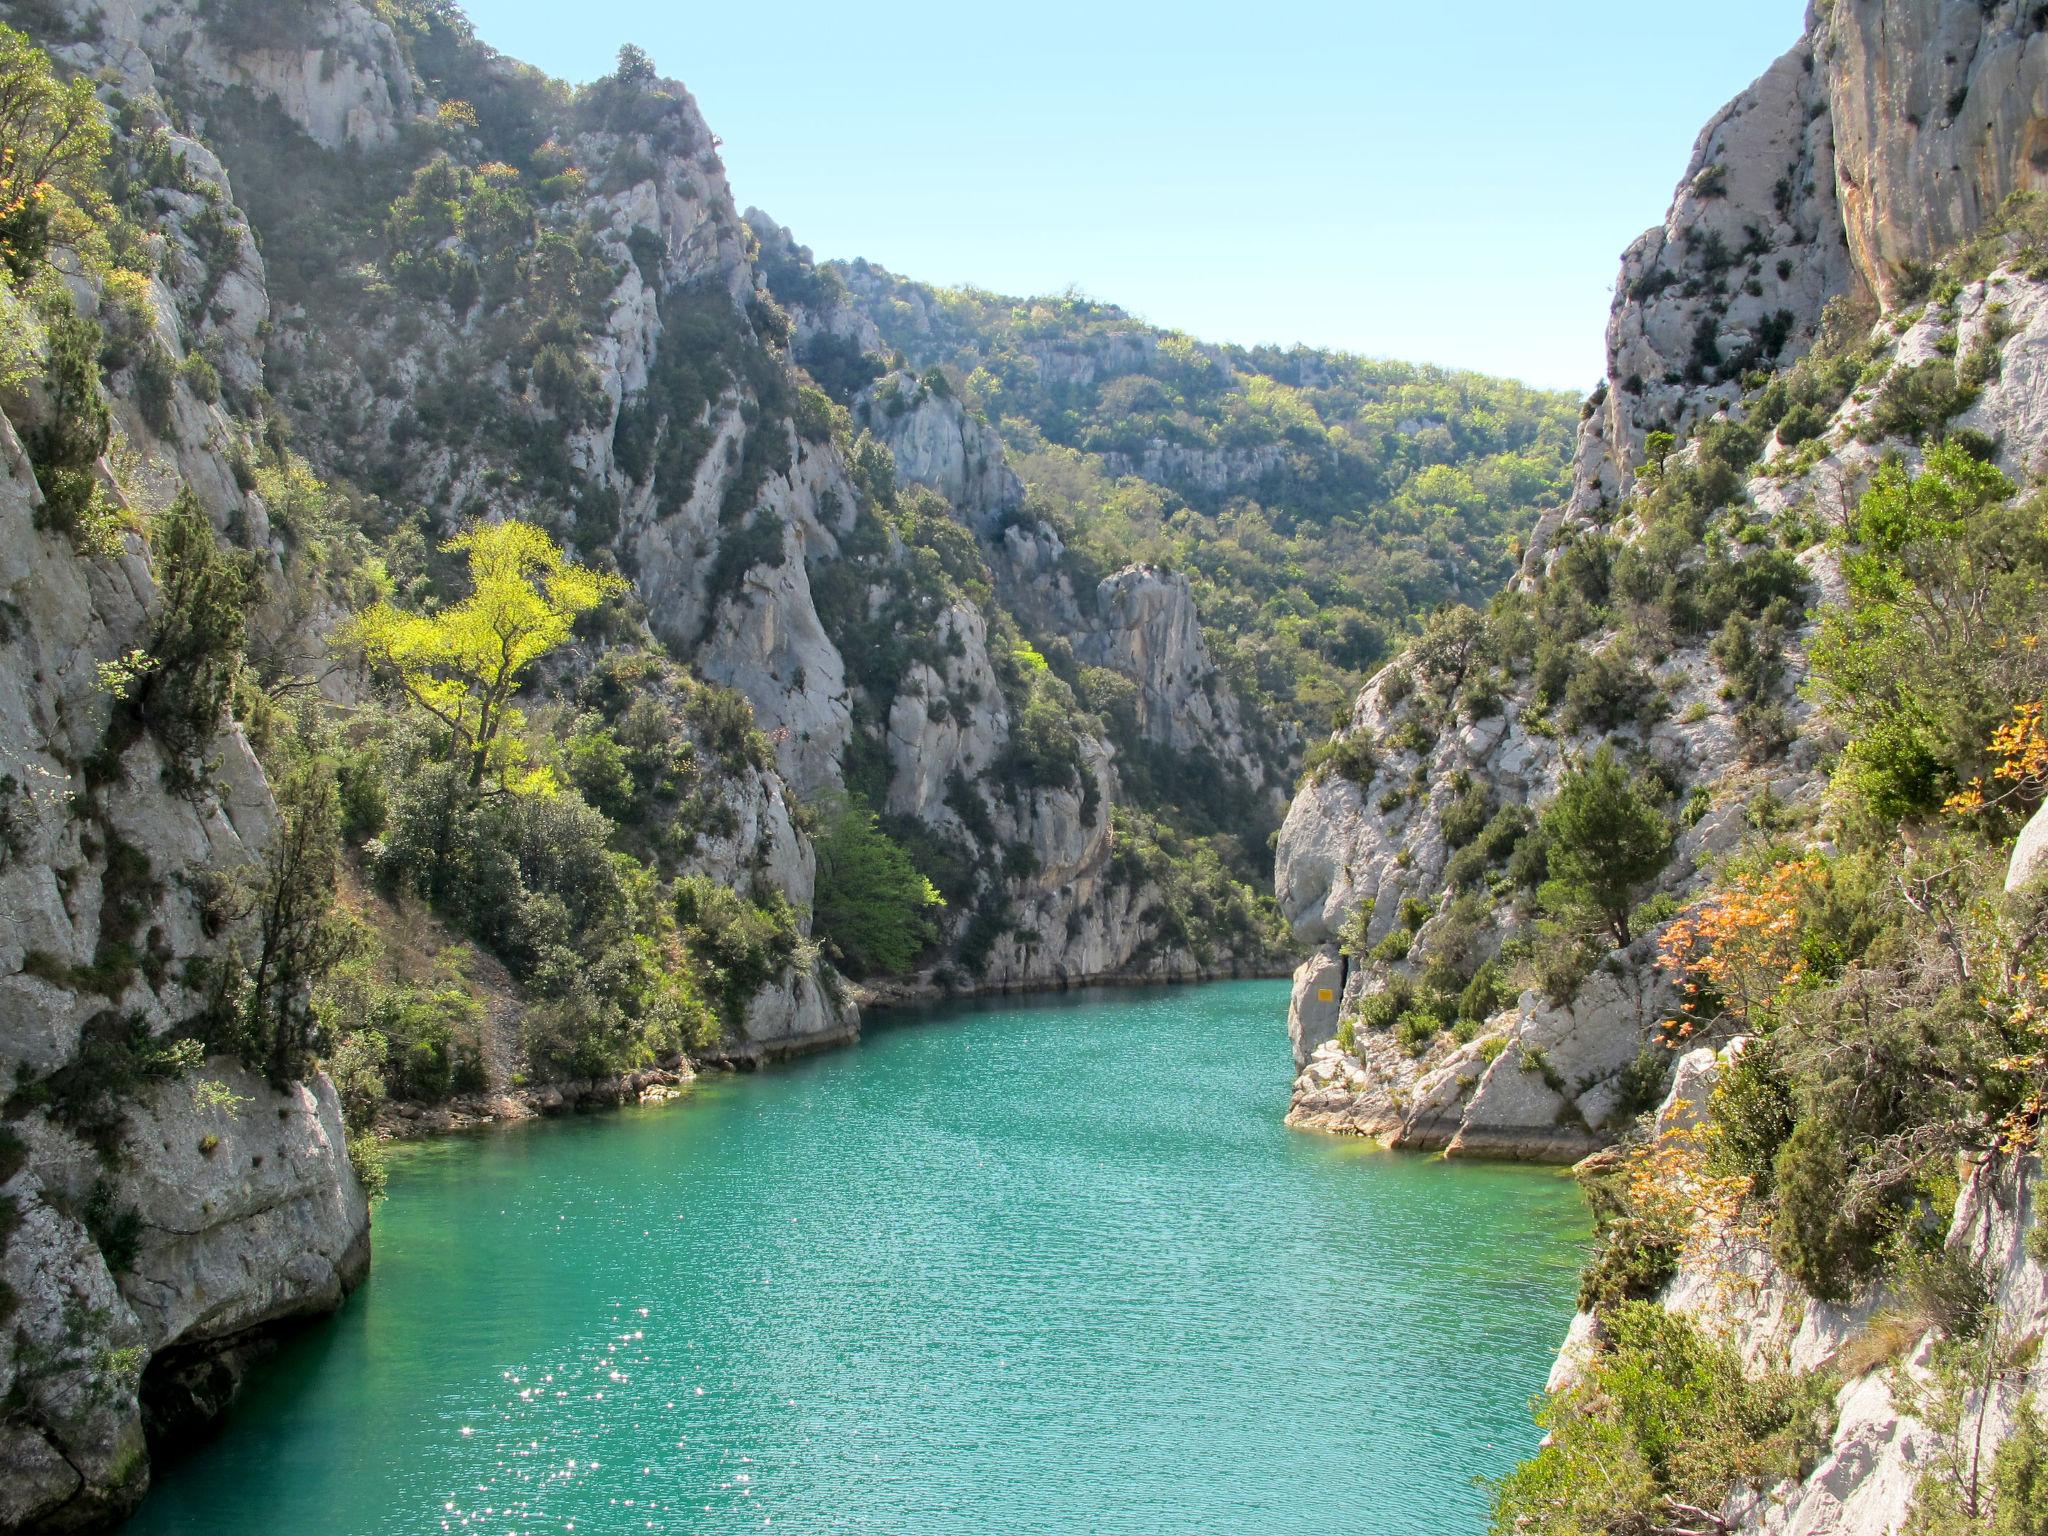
[811,795,943,977]
[349,520,623,790]
[0,23,109,279]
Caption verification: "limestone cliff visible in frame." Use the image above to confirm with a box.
[0,402,366,1526]
[1273,2,2048,1528]
[1277,0,2048,1168]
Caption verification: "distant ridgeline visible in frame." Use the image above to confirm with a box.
[1273,2,2048,1532]
[819,260,1579,741]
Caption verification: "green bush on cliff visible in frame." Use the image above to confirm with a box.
[1491,1301,1835,1536]
[1301,729,1376,788]
[136,493,259,769]
[1811,443,2044,822]
[811,796,944,978]
[1576,1217,1680,1314]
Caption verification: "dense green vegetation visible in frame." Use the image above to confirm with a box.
[832,266,1579,737]
[810,796,944,977]
[1492,1301,1835,1536]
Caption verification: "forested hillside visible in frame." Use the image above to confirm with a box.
[826,263,1580,736]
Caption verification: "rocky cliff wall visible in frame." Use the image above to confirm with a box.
[1272,2,2048,1527]
[0,401,367,1528]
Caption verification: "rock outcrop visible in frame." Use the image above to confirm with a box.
[1267,3,2048,1528]
[1277,0,2048,1168]
[1563,24,1853,527]
[1827,0,2048,306]
[0,397,368,1526]
[855,371,1022,533]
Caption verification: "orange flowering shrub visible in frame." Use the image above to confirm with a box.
[1986,961,2048,1151]
[1657,859,1819,1038]
[1945,699,2048,815]
[1619,1123,1758,1245]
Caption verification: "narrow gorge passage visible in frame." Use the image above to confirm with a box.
[127,982,1586,1536]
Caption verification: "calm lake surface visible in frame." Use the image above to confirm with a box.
[126,980,1588,1536]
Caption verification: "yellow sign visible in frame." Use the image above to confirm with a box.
[1317,988,1334,1002]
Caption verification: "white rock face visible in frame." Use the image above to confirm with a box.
[1078,564,1276,796]
[46,0,419,149]
[1287,950,1345,1066]
[1563,29,1853,527]
[1098,439,1291,499]
[114,1064,369,1349]
[856,372,1022,531]
[0,400,368,1525]
[1828,0,2048,308]
[883,600,1005,826]
[695,512,854,797]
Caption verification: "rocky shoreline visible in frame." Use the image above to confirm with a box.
[373,965,1293,1143]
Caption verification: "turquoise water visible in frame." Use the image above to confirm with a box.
[126,980,1587,1536]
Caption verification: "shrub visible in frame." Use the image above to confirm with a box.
[1492,1302,1836,1536]
[324,1028,388,1129]
[366,989,485,1103]
[1303,730,1377,788]
[811,796,943,977]
[1859,358,1976,444]
[1394,1010,1439,1056]
[1440,782,1492,849]
[1559,646,1658,734]
[1708,1041,1797,1192]
[26,305,113,535]
[1578,1217,1680,1312]
[179,351,222,404]
[346,1133,388,1202]
[1992,1399,2048,1536]
[674,875,800,1028]
[1459,959,1509,1022]
[685,684,775,775]
[1771,1115,1886,1303]
[1371,929,1413,964]
[137,493,256,766]
[1610,1046,1674,1124]
[134,342,178,436]
[1356,977,1414,1032]
[82,1177,144,1272]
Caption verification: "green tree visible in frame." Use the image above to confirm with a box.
[25,304,113,540]
[812,797,943,977]
[1539,746,1672,948]
[0,23,110,279]
[614,43,657,87]
[249,758,357,1080]
[1412,603,1489,699]
[348,520,623,790]
[139,492,257,764]
[1810,444,2046,820]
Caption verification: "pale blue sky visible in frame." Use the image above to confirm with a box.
[456,1,1807,392]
